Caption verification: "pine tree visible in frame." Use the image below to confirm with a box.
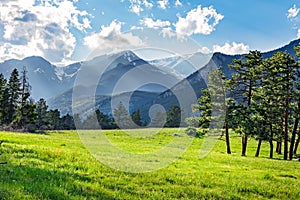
[7,69,21,125]
[47,109,61,130]
[36,98,48,130]
[61,114,75,130]
[228,51,263,156]
[165,105,182,127]
[192,68,230,154]
[113,102,131,129]
[0,74,7,124]
[96,110,116,129]
[267,52,298,160]
[131,109,142,127]
[15,66,36,130]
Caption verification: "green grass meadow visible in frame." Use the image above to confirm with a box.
[0,129,299,199]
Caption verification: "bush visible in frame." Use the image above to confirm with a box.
[185,127,205,138]
[25,124,37,133]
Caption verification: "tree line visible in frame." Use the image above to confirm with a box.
[78,102,182,129]
[0,68,183,132]
[189,48,300,160]
[0,68,76,132]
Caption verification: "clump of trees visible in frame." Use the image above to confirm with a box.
[0,68,75,132]
[190,48,300,160]
[80,102,183,129]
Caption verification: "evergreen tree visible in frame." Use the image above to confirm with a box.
[15,67,36,129]
[266,52,298,160]
[36,98,49,130]
[165,105,182,127]
[47,109,61,130]
[96,110,116,129]
[131,109,142,127]
[191,68,231,154]
[0,74,7,124]
[228,51,263,156]
[7,69,21,124]
[61,114,75,130]
[113,102,131,129]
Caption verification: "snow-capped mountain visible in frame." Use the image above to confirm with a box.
[0,56,66,99]
[1,39,300,119]
[148,52,213,78]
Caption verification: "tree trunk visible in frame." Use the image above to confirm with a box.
[289,116,299,160]
[269,140,274,159]
[269,124,274,159]
[284,107,289,160]
[255,139,262,157]
[225,121,231,154]
[241,135,248,156]
[276,141,282,154]
[294,135,300,155]
[283,68,290,161]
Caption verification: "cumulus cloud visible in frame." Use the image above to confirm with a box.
[127,0,153,15]
[140,18,171,29]
[198,46,211,54]
[160,27,176,38]
[158,0,168,9]
[0,0,92,64]
[213,42,249,55]
[288,4,299,19]
[174,5,224,38]
[84,20,144,52]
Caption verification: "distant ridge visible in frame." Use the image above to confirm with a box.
[1,39,300,118]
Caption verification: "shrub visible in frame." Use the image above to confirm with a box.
[185,127,205,138]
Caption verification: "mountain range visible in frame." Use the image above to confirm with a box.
[0,39,299,120]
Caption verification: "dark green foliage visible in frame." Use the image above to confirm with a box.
[96,110,116,129]
[47,109,61,130]
[165,105,182,127]
[15,67,37,130]
[228,51,263,156]
[0,74,8,124]
[7,69,21,124]
[35,98,48,130]
[61,114,76,130]
[185,126,204,138]
[189,68,231,153]
[131,109,142,127]
[0,69,76,132]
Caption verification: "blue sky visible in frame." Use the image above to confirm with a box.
[0,0,299,65]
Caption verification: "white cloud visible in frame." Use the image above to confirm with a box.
[127,0,153,15]
[198,46,211,54]
[160,27,176,38]
[175,0,182,7]
[130,26,144,30]
[0,0,92,64]
[140,18,171,29]
[84,20,144,52]
[288,4,299,19]
[174,5,224,38]
[158,0,168,9]
[213,42,249,55]
[297,29,300,38]
[143,0,154,9]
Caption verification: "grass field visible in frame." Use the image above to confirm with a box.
[0,129,299,199]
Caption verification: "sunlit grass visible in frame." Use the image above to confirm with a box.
[0,130,299,199]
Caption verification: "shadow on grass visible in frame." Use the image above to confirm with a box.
[0,163,118,200]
